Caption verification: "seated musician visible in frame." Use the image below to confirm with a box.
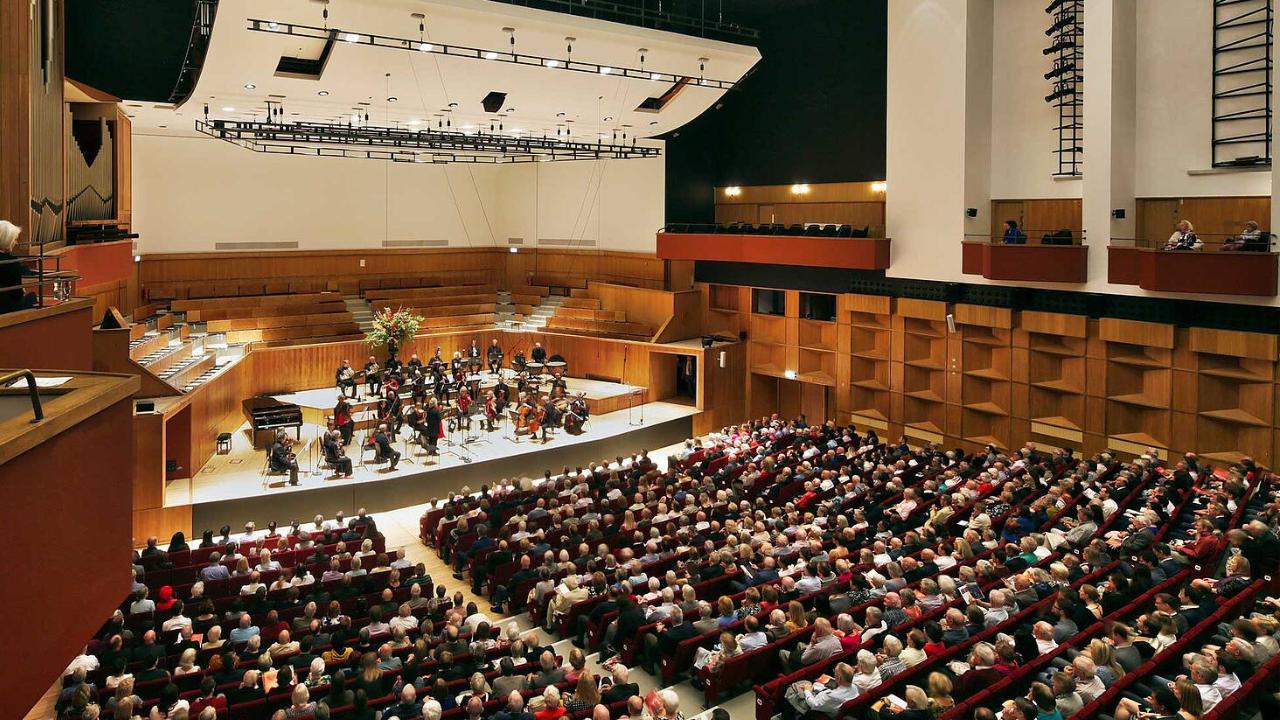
[483,390,497,431]
[564,393,589,435]
[372,423,400,470]
[467,339,482,367]
[487,339,504,374]
[383,385,403,433]
[269,431,300,485]
[403,402,429,445]
[450,351,465,376]
[431,365,447,401]
[333,395,355,446]
[531,342,548,365]
[335,360,358,399]
[363,356,382,397]
[322,429,353,477]
[410,371,428,404]
[385,352,403,382]
[457,387,474,431]
[513,349,527,373]
[429,347,444,370]
[540,394,558,441]
[493,380,510,416]
[407,354,424,376]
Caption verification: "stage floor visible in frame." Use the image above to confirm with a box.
[165,399,698,509]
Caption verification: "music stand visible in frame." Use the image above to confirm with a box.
[628,387,645,426]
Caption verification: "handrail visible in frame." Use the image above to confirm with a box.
[0,370,45,423]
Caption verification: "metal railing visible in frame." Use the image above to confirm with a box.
[0,370,45,423]
[487,0,758,42]
[1,254,81,313]
[1124,231,1276,252]
[964,230,1085,246]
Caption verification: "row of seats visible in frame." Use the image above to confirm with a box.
[664,222,876,237]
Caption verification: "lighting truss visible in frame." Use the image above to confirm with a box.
[195,118,661,164]
[246,18,740,91]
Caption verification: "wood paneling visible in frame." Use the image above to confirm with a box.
[714,182,887,235]
[0,0,31,236]
[989,199,1082,241]
[114,108,131,227]
[1137,197,1271,250]
[0,298,94,371]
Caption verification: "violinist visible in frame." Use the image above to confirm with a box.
[333,394,355,446]
[322,429,353,477]
[493,378,510,416]
[403,402,428,446]
[269,431,300,485]
[467,339,482,372]
[429,347,444,372]
[363,356,382,398]
[335,360,358,399]
[431,363,447,402]
[457,386,473,431]
[385,351,403,382]
[410,369,428,405]
[383,385,403,433]
[406,353,424,377]
[483,390,497,432]
[487,338,504,374]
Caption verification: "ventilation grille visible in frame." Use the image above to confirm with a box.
[538,237,597,247]
[507,237,524,245]
[382,239,449,248]
[214,241,299,250]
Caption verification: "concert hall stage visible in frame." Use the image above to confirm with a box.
[166,398,697,533]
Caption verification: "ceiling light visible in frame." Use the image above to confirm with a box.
[784,370,797,379]
[222,106,235,112]
[244,83,256,90]
[790,183,810,195]
[556,112,566,117]
[318,90,329,96]
[343,32,361,42]
[724,186,742,197]
[387,96,398,103]
[449,102,459,108]
[419,42,434,52]
[600,66,613,75]
[545,59,561,68]
[407,119,421,126]
[484,51,499,60]
[267,21,278,30]
[650,72,662,82]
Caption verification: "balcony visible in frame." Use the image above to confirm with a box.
[657,224,891,271]
[961,237,1088,283]
[1108,240,1278,297]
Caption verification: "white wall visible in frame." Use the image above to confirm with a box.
[1134,0,1270,197]
[989,0,1082,200]
[132,133,664,254]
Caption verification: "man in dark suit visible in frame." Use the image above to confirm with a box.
[269,432,300,485]
[642,607,698,676]
[322,430,353,477]
[601,664,640,704]
[474,539,512,595]
[490,691,535,720]
[373,423,400,470]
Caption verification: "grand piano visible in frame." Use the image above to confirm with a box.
[242,396,303,448]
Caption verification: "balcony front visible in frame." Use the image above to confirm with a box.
[1108,240,1279,297]
[961,237,1089,284]
[657,223,891,271]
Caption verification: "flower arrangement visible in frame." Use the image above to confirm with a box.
[366,306,423,354]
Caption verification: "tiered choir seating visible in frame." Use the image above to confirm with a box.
[172,293,361,346]
[545,297,653,341]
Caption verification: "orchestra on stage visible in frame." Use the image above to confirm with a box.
[300,338,589,479]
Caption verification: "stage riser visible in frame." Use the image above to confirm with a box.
[189,415,691,533]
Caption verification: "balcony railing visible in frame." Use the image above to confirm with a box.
[656,225,890,270]
[961,232,1088,283]
[487,0,758,42]
[1,254,82,315]
[1108,238,1279,296]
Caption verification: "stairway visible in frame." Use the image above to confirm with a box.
[130,312,249,394]
[345,295,376,334]
[514,295,564,332]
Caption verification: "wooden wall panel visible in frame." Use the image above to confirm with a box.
[714,182,887,235]
[1137,197,1271,249]
[0,299,94,370]
[0,0,31,236]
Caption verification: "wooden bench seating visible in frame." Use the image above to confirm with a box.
[418,313,496,330]
[224,322,362,344]
[203,311,355,332]
[171,292,341,312]
[544,316,653,340]
[356,271,491,292]
[558,296,602,310]
[362,284,496,302]
[164,354,218,389]
[529,274,588,290]
[555,306,627,322]
[367,293,496,310]
[184,301,348,321]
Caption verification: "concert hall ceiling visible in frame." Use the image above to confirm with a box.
[76,0,760,146]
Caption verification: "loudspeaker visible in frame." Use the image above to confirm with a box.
[136,401,156,413]
[738,330,748,341]
[719,351,727,368]
[965,208,978,218]
[946,313,956,333]
[481,91,507,114]
[700,335,714,349]
[1112,208,1126,219]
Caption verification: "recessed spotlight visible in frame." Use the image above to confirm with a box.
[649,121,658,125]
[484,51,499,60]
[545,59,561,68]
[419,42,434,52]
[318,90,330,96]
[267,21,278,30]
[244,83,256,90]
[604,116,613,121]
[506,108,516,113]
[387,96,398,103]
[556,112,566,117]
[600,66,613,75]
[462,124,476,130]
[449,102,459,108]
[158,124,167,129]
[343,32,361,42]
[407,119,421,126]
[222,106,235,112]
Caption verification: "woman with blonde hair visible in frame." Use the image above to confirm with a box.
[284,684,315,719]
[785,600,809,632]
[563,670,601,713]
[927,671,955,714]
[174,648,200,676]
[1164,219,1203,251]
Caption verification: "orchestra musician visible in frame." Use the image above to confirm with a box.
[322,429,354,477]
[563,392,589,435]
[483,390,497,431]
[487,338,504,374]
[407,353,424,376]
[457,386,473,431]
[383,385,403,433]
[512,349,527,374]
[363,356,382,398]
[425,398,443,455]
[385,352,404,383]
[410,369,428,405]
[450,351,465,376]
[372,423,400,470]
[429,347,444,371]
[531,342,548,365]
[540,394,560,441]
[493,378,510,416]
[467,339,482,371]
[333,394,355,446]
[269,431,300,485]
[431,363,447,402]
[403,402,427,446]
[335,360,358,399]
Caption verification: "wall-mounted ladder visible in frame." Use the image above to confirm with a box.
[1044,0,1084,177]
[1212,0,1273,167]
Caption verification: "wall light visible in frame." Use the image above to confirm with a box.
[484,51,500,60]
[871,181,887,193]
[724,186,742,197]
[790,184,810,195]
[784,370,797,379]
[509,247,519,253]
[133,255,141,263]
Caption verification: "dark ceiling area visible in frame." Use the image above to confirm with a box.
[662,0,888,223]
[66,0,195,101]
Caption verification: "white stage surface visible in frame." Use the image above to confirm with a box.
[165,391,698,529]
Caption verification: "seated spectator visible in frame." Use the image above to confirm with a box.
[786,661,859,716]
[1163,220,1203,251]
